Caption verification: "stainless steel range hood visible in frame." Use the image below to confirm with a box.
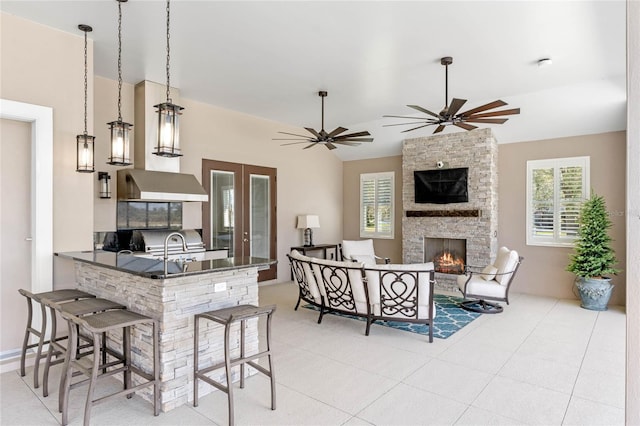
[117,81,208,202]
[117,169,208,202]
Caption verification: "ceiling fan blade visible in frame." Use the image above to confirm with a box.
[303,142,317,149]
[273,137,313,141]
[383,122,427,128]
[401,123,434,133]
[327,127,348,138]
[304,127,321,138]
[407,105,441,118]
[454,122,478,131]
[278,131,315,138]
[463,118,509,124]
[465,108,521,119]
[383,115,430,120]
[459,100,508,117]
[447,98,467,116]
[333,141,361,146]
[336,138,374,142]
[334,131,371,139]
[433,125,446,134]
[280,141,313,146]
[325,142,337,150]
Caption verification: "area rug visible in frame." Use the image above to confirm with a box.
[303,294,480,339]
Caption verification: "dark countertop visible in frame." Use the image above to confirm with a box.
[56,251,276,279]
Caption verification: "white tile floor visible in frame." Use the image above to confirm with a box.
[0,282,626,425]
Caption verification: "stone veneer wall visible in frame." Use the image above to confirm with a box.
[402,128,499,292]
[75,262,259,412]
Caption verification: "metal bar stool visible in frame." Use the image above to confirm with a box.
[18,289,95,388]
[194,304,277,426]
[40,297,126,405]
[59,308,160,426]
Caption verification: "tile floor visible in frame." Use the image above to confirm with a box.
[0,282,626,425]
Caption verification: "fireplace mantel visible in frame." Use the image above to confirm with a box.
[406,210,482,218]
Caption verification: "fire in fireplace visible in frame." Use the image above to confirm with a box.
[424,237,466,274]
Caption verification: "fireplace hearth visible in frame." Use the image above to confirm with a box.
[425,237,466,274]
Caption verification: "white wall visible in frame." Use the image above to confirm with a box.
[0,13,93,252]
[625,0,639,422]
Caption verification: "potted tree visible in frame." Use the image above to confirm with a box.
[567,192,618,310]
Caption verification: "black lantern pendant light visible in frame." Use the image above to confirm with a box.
[107,0,132,165]
[154,0,184,157]
[76,24,95,173]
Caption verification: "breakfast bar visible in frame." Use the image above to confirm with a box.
[56,251,275,412]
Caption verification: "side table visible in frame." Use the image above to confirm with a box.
[289,243,339,280]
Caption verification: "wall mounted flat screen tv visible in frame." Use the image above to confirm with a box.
[414,167,469,204]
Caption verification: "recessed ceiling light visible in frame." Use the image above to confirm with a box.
[537,58,553,67]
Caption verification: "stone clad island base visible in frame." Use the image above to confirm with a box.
[70,258,265,412]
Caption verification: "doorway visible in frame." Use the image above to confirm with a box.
[0,99,53,371]
[202,159,277,281]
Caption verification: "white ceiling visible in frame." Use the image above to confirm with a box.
[1,1,627,161]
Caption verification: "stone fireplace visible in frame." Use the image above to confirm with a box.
[402,128,498,292]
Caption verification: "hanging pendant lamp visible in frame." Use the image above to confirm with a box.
[154,0,184,157]
[76,24,95,173]
[107,0,132,165]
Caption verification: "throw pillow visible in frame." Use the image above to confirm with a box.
[481,265,498,281]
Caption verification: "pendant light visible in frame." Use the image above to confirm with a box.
[154,0,184,157]
[107,0,132,165]
[76,24,95,173]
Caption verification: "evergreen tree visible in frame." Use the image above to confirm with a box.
[567,193,618,278]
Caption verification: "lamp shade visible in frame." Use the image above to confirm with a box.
[296,215,320,229]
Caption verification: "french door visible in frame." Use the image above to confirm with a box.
[202,159,277,281]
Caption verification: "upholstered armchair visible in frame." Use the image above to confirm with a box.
[457,247,523,314]
[340,239,390,265]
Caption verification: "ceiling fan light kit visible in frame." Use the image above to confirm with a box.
[275,91,374,150]
[383,56,520,134]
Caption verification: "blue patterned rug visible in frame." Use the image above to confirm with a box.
[303,294,480,339]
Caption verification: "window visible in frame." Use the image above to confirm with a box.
[526,156,590,247]
[360,172,394,239]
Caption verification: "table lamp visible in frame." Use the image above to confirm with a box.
[296,215,320,247]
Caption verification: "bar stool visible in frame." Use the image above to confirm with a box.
[59,308,160,426]
[40,297,126,403]
[194,304,277,426]
[18,288,95,388]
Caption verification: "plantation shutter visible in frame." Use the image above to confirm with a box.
[526,157,589,247]
[360,172,394,239]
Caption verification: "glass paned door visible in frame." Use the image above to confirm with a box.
[244,164,277,281]
[203,159,277,281]
[249,175,270,258]
[209,170,236,252]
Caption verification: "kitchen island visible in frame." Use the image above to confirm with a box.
[56,251,276,412]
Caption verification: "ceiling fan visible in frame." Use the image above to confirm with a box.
[274,91,374,150]
[383,56,520,134]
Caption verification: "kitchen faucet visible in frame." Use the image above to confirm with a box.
[164,231,189,260]
[164,232,189,275]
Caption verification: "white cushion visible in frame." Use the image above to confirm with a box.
[458,275,507,299]
[342,239,376,261]
[289,250,322,303]
[365,263,436,319]
[481,265,498,281]
[310,257,367,314]
[494,247,519,286]
[367,262,434,271]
